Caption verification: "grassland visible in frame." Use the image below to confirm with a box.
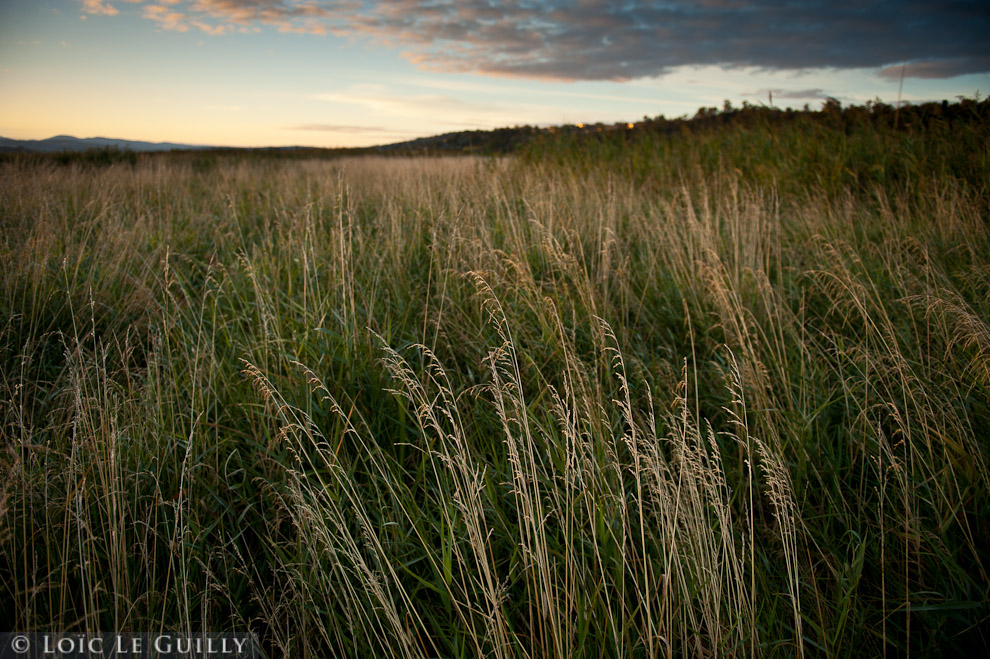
[2,100,989,657]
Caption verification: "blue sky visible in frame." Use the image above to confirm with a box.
[2,0,988,147]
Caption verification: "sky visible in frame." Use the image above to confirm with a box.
[2,0,988,148]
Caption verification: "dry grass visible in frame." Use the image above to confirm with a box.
[1,136,988,656]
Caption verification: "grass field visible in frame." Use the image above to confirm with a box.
[2,101,989,656]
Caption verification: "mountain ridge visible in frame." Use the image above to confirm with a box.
[0,135,213,153]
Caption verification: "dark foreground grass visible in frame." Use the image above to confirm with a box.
[2,104,989,657]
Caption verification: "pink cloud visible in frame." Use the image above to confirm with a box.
[80,0,120,16]
[143,4,189,32]
[878,58,990,80]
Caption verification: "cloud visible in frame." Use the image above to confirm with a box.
[191,20,231,35]
[876,58,990,80]
[80,0,119,16]
[373,1,990,81]
[185,0,351,35]
[289,124,390,133]
[744,88,832,100]
[312,86,498,119]
[88,0,990,81]
[311,83,566,128]
[404,75,695,106]
[143,4,190,31]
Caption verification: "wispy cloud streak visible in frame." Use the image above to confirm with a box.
[289,123,390,132]
[744,88,833,101]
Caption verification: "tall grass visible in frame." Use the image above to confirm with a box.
[2,106,989,656]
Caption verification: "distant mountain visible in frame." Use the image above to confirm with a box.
[0,135,212,153]
[0,129,540,156]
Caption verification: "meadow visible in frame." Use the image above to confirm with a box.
[2,100,989,657]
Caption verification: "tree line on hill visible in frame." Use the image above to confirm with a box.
[2,96,986,166]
